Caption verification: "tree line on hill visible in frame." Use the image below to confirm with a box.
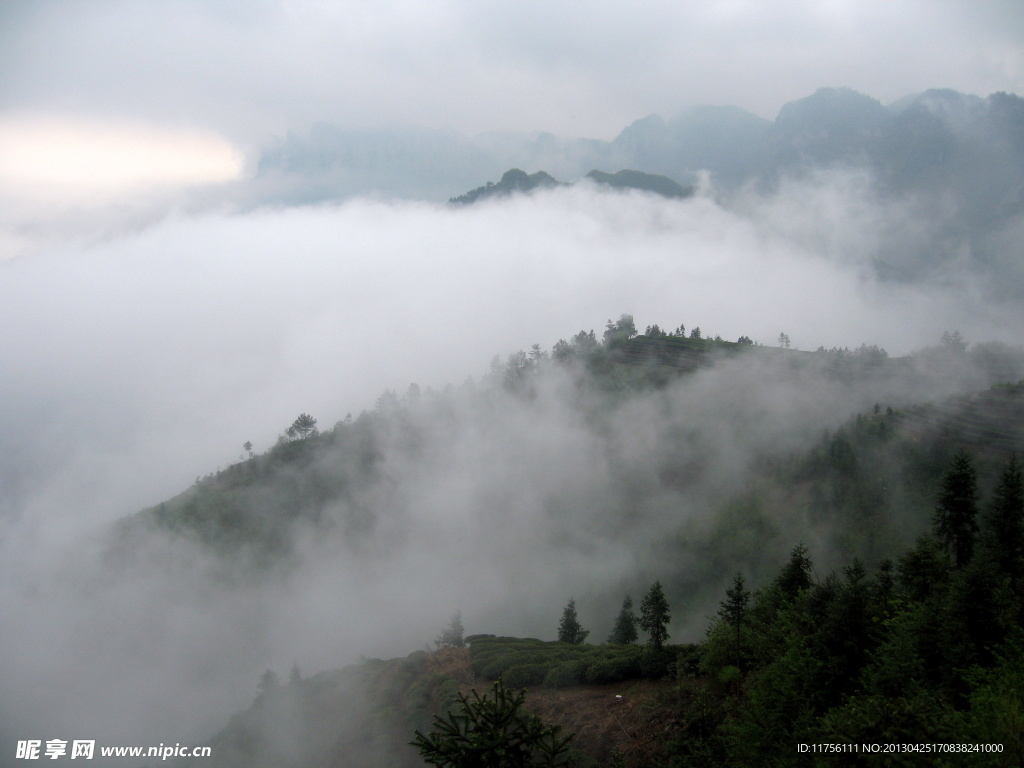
[413,450,1023,766]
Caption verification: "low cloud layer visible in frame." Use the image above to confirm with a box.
[1,179,1022,761]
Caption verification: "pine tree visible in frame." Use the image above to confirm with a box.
[718,572,750,668]
[875,559,895,615]
[287,413,318,440]
[607,596,638,645]
[934,450,980,568]
[776,542,813,600]
[411,679,575,767]
[639,581,671,649]
[557,599,589,644]
[981,454,1023,583]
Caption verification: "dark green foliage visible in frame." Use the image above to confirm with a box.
[666,685,729,766]
[775,543,812,600]
[503,664,551,689]
[438,677,462,712]
[557,599,589,645]
[606,596,638,645]
[874,558,895,616]
[582,649,643,684]
[542,663,581,689]
[896,535,949,603]
[940,554,1009,683]
[410,679,575,767]
[551,330,599,362]
[638,646,675,679]
[967,630,1024,765]
[817,693,961,750]
[718,572,751,668]
[601,315,637,349]
[933,449,980,567]
[467,637,657,689]
[287,412,318,440]
[981,454,1024,584]
[639,581,670,649]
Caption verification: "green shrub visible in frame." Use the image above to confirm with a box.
[640,646,676,679]
[481,655,514,680]
[543,663,581,689]
[584,651,643,685]
[437,677,461,712]
[503,663,550,689]
[716,665,741,686]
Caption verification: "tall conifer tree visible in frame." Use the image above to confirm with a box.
[607,596,638,645]
[639,581,671,649]
[934,450,980,568]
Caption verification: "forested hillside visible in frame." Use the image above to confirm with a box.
[113,315,1024,766]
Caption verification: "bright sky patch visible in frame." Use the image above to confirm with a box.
[0,116,243,199]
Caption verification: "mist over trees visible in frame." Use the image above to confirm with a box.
[4,292,1024,765]
[6,150,1024,762]
[5,0,1024,760]
[94,317,1022,761]
[557,599,589,645]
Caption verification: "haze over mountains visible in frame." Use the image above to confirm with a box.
[2,83,1024,767]
[252,86,1024,289]
[256,86,1023,212]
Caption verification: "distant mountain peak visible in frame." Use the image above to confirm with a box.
[448,168,693,204]
[448,168,563,204]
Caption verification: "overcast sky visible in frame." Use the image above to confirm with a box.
[2,0,1023,151]
[0,0,1021,522]
[3,1,1024,754]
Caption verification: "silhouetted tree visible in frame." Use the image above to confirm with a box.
[257,669,280,695]
[875,559,895,616]
[981,454,1024,584]
[411,679,574,767]
[607,596,638,645]
[602,315,637,348]
[639,581,670,649]
[941,330,967,353]
[557,599,589,644]
[288,413,318,440]
[437,611,466,649]
[934,450,980,568]
[776,543,813,600]
[897,536,949,603]
[718,572,751,668]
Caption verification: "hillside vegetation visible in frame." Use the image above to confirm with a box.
[117,315,1024,766]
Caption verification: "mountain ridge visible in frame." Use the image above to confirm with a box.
[448,167,692,204]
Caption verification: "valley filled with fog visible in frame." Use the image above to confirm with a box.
[2,168,1023,758]
[3,2,1024,763]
